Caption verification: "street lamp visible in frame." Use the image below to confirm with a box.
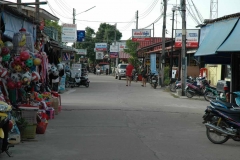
[170,6,177,80]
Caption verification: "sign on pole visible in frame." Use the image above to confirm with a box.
[77,30,85,42]
[76,49,87,55]
[175,29,199,48]
[132,29,151,42]
[61,23,77,43]
[96,52,104,59]
[95,43,107,51]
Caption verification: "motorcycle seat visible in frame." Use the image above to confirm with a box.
[214,99,238,109]
[214,105,240,114]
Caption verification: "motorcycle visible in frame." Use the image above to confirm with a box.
[185,77,209,98]
[204,85,227,102]
[77,73,90,88]
[202,92,240,144]
[148,73,158,89]
[132,70,138,82]
[170,77,195,92]
[0,101,14,157]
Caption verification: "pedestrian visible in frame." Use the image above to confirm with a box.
[126,62,134,86]
[141,66,147,87]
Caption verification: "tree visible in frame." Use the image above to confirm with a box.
[124,39,140,71]
[76,23,122,64]
[76,27,96,63]
[44,20,62,42]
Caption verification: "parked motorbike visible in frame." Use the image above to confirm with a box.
[202,92,240,144]
[77,73,90,88]
[0,101,14,157]
[148,73,158,89]
[132,70,138,82]
[170,77,195,92]
[185,77,209,98]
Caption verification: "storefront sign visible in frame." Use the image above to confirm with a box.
[116,42,127,51]
[58,74,66,92]
[95,43,107,51]
[150,53,158,75]
[76,49,87,55]
[132,29,151,41]
[110,45,118,52]
[96,52,104,59]
[175,29,199,48]
[61,23,77,43]
[110,52,118,58]
[77,30,85,42]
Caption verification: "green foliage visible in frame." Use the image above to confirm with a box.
[124,39,141,70]
[164,66,170,85]
[44,20,62,42]
[77,23,122,63]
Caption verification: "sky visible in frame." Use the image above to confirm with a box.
[7,0,240,40]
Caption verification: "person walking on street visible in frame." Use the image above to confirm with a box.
[141,66,147,87]
[126,62,134,86]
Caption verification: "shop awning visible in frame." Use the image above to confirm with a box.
[217,19,240,52]
[194,18,239,56]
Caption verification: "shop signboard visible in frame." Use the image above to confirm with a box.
[95,43,107,51]
[76,49,87,55]
[116,42,127,51]
[96,52,104,60]
[110,52,118,58]
[132,29,151,42]
[175,29,199,48]
[110,45,118,52]
[61,23,77,43]
[150,53,158,75]
[58,74,66,92]
[77,30,85,42]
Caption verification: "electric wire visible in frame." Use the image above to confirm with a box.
[190,0,204,23]
[54,0,73,15]
[139,0,158,17]
[47,1,73,20]
[186,0,201,25]
[139,0,159,19]
[58,0,72,11]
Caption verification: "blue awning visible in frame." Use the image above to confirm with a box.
[217,19,240,52]
[194,18,239,56]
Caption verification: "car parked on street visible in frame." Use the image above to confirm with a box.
[115,64,128,80]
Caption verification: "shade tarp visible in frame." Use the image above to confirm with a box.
[217,19,240,52]
[194,18,238,56]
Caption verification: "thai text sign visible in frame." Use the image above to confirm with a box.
[110,45,118,52]
[96,52,104,59]
[95,43,107,51]
[61,23,77,43]
[175,29,199,48]
[76,49,87,55]
[132,29,151,42]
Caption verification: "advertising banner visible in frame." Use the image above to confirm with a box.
[110,45,118,52]
[76,49,87,55]
[77,30,85,42]
[96,52,104,59]
[116,42,127,51]
[175,29,199,48]
[150,53,158,75]
[58,74,66,92]
[95,43,107,51]
[110,52,118,58]
[132,29,151,42]
[61,23,77,43]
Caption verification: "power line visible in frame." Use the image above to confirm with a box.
[139,0,159,19]
[47,1,73,20]
[58,0,72,11]
[75,19,135,23]
[54,0,72,15]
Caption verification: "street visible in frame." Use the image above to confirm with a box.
[2,74,240,160]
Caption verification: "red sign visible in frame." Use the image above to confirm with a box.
[95,48,107,51]
[39,21,44,30]
[132,38,151,42]
[175,42,199,48]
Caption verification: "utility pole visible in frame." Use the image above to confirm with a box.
[115,23,118,67]
[153,23,155,37]
[35,0,40,23]
[73,8,76,24]
[181,0,187,96]
[17,0,22,12]
[160,0,167,86]
[136,10,138,29]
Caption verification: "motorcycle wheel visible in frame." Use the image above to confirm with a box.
[85,83,89,88]
[186,89,194,98]
[232,137,240,141]
[206,120,229,144]
[170,83,176,92]
[204,91,215,102]
[154,83,157,89]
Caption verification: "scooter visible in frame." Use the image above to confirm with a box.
[148,73,158,89]
[202,92,240,144]
[77,73,90,88]
[185,77,209,98]
[0,101,14,157]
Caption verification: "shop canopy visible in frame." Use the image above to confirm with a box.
[217,19,240,52]
[194,18,239,57]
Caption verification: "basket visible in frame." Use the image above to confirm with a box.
[21,109,38,124]
[21,124,37,139]
[36,122,48,134]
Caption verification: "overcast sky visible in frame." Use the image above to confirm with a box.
[7,0,240,40]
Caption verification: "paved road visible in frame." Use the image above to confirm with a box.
[1,74,240,160]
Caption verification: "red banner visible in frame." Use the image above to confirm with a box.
[132,38,151,42]
[175,42,198,48]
